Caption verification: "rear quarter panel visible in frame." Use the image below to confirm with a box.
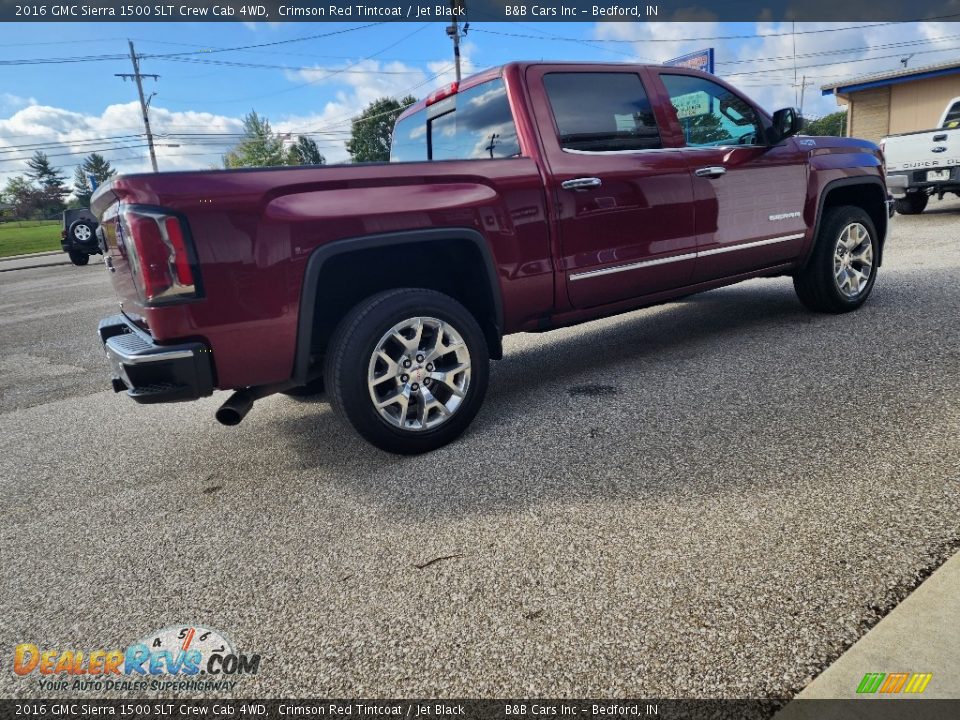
[98,160,551,390]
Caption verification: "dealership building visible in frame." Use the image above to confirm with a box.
[821,58,960,141]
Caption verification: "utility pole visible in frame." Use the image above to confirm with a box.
[447,0,465,84]
[792,21,798,107]
[799,75,809,115]
[116,40,159,172]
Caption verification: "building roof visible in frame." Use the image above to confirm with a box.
[821,57,960,96]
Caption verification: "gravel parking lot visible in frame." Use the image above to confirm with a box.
[2,198,959,700]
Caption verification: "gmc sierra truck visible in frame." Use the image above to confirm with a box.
[92,62,895,454]
[882,97,960,214]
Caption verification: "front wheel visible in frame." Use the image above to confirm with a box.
[895,192,928,215]
[793,205,878,313]
[325,289,489,454]
[68,250,90,266]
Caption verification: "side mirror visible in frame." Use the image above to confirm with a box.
[770,107,804,143]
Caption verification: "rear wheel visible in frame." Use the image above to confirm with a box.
[895,192,928,215]
[68,250,90,266]
[325,288,489,454]
[793,205,878,313]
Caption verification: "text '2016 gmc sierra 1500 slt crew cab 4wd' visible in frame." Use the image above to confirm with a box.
[92,62,896,454]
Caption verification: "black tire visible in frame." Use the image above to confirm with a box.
[895,193,928,215]
[69,219,98,247]
[282,377,325,397]
[68,250,90,266]
[325,288,489,454]
[793,205,878,313]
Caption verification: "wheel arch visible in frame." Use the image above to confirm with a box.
[293,228,504,385]
[803,177,889,270]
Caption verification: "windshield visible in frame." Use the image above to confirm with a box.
[942,101,960,129]
[390,78,521,162]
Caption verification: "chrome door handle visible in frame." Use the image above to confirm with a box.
[695,166,727,178]
[561,177,602,191]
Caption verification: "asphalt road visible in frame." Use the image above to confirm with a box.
[2,198,959,700]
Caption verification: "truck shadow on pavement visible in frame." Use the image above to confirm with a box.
[263,261,960,518]
[267,278,914,509]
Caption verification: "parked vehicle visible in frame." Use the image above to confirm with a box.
[61,208,100,265]
[91,62,895,454]
[881,97,960,214]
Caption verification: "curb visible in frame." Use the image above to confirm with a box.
[0,250,63,261]
[0,260,72,273]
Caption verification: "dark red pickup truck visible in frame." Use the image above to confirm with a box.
[92,62,894,453]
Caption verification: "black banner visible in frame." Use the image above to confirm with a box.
[0,0,958,23]
[3,700,960,720]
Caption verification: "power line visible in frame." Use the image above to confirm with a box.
[0,24,386,67]
[723,44,960,77]
[716,34,960,67]
[471,16,960,44]
[154,57,432,74]
[159,23,432,106]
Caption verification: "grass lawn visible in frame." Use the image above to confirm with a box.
[0,220,62,258]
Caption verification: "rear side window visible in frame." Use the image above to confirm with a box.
[942,101,960,129]
[543,72,662,152]
[390,79,521,162]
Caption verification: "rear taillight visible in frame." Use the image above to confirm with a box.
[119,206,199,304]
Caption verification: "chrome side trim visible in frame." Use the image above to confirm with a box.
[569,251,697,281]
[699,233,805,257]
[568,233,805,282]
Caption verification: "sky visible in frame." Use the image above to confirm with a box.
[1,19,959,190]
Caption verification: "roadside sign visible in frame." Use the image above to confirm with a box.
[665,48,715,74]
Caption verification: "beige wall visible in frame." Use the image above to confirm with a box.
[848,87,890,142]
[840,72,960,142]
[890,75,960,133]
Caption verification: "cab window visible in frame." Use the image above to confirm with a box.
[543,72,662,152]
[660,74,763,147]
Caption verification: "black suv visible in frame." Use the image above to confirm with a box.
[61,209,100,266]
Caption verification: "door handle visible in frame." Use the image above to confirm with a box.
[695,166,727,178]
[562,177,602,191]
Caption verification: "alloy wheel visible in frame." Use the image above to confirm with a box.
[367,316,472,431]
[833,222,874,298]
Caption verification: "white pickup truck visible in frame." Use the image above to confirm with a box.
[882,97,960,214]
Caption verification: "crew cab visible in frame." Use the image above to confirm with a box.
[882,97,960,214]
[91,62,895,454]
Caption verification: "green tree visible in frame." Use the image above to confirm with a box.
[25,151,68,218]
[345,95,417,162]
[223,111,286,168]
[81,152,117,186]
[70,153,116,207]
[285,135,326,166]
[803,111,847,137]
[72,167,93,208]
[2,175,45,220]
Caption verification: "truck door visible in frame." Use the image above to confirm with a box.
[526,66,698,310]
[652,71,809,283]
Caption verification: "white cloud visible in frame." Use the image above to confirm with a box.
[591,21,960,119]
[0,93,38,112]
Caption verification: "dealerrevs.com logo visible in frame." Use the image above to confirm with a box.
[14,626,261,692]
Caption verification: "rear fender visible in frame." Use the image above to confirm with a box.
[293,228,504,385]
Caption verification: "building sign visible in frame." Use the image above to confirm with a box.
[665,48,715,74]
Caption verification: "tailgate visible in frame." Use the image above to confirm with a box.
[884,129,960,172]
